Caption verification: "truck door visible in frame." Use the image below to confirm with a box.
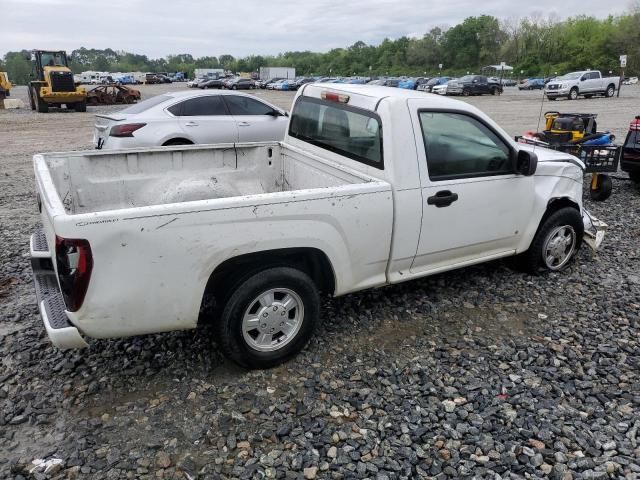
[475,76,489,94]
[408,105,535,274]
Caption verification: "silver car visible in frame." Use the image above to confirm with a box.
[94,90,289,150]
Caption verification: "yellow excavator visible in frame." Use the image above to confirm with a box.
[28,50,87,112]
[0,71,11,101]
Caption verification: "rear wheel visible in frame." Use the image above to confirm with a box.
[606,85,615,97]
[214,267,320,369]
[518,207,583,274]
[628,170,640,184]
[590,174,613,201]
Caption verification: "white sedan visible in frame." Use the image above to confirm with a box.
[93,90,289,150]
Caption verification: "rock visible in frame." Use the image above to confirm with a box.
[156,453,171,469]
[327,447,337,459]
[442,400,456,412]
[304,466,318,479]
[529,439,545,450]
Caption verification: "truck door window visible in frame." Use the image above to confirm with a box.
[419,111,511,180]
[289,96,383,168]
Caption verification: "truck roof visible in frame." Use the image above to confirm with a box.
[302,83,473,112]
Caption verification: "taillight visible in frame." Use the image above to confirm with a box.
[55,236,93,312]
[109,123,146,137]
[321,91,350,103]
[630,118,640,131]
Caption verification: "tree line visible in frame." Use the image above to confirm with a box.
[1,12,638,85]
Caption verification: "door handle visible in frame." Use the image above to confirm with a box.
[238,122,251,127]
[184,121,198,126]
[427,190,459,208]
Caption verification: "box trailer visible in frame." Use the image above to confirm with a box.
[259,67,296,80]
[194,68,224,79]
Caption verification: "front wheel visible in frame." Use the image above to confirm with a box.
[214,267,320,369]
[462,89,470,97]
[569,88,579,100]
[518,207,583,274]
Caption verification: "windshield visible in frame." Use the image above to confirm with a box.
[121,95,171,114]
[557,72,582,80]
[40,52,66,67]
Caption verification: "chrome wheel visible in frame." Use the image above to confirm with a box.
[543,225,576,270]
[242,288,304,352]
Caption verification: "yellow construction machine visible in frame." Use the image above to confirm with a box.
[28,50,87,112]
[0,71,11,101]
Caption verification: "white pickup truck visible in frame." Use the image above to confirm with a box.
[31,84,605,368]
[545,70,619,100]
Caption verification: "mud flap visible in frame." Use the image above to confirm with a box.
[582,210,607,252]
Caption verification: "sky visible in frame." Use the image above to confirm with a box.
[1,0,629,59]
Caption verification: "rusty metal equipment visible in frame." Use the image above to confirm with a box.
[86,84,141,106]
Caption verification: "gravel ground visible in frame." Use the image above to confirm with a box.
[1,83,639,479]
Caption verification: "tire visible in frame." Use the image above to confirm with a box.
[569,88,579,100]
[232,85,237,90]
[518,207,583,274]
[584,95,592,99]
[491,88,497,95]
[214,267,320,369]
[606,85,615,97]
[28,87,36,110]
[462,89,470,97]
[74,100,87,112]
[35,90,49,113]
[590,174,613,201]
[548,97,556,101]
[628,170,640,184]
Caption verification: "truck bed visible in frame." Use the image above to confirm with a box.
[36,142,378,215]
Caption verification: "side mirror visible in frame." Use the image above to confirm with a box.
[266,110,283,117]
[516,150,538,176]
[580,77,586,82]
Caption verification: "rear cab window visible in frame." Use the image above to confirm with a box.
[288,96,383,168]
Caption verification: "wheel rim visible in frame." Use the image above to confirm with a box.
[570,90,577,99]
[607,87,614,97]
[543,225,576,270]
[242,288,304,352]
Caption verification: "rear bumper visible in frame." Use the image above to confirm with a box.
[30,228,88,349]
